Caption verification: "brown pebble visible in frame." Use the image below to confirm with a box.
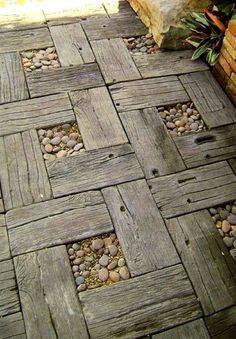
[109,271,120,282]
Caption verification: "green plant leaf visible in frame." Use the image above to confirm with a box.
[191,12,209,26]
[191,39,211,60]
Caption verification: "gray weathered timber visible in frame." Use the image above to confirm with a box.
[205,306,236,337]
[0,28,53,52]
[0,93,74,136]
[179,71,236,128]
[102,180,180,276]
[120,108,185,178]
[148,161,236,218]
[50,23,95,65]
[133,50,209,78]
[174,125,236,168]
[0,312,26,339]
[167,210,236,315]
[70,87,128,150]
[0,188,3,213]
[8,200,113,256]
[0,52,29,104]
[26,63,104,97]
[79,264,202,339]
[152,319,210,339]
[0,130,51,211]
[14,246,89,339]
[0,259,20,317]
[7,191,103,229]
[47,144,144,197]
[82,16,147,40]
[91,38,141,84]
[109,76,189,112]
[229,158,236,175]
[0,215,10,262]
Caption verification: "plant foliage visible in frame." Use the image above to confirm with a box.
[182,0,236,66]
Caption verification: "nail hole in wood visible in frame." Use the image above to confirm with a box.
[187,198,191,203]
[185,239,190,246]
[108,154,114,159]
[205,154,211,159]
[120,206,125,212]
[195,135,216,145]
[152,169,159,177]
[116,103,120,106]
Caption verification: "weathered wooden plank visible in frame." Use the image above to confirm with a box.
[174,125,236,168]
[120,107,185,178]
[82,16,147,40]
[0,215,10,262]
[0,130,51,211]
[47,144,144,197]
[205,306,236,338]
[26,63,104,97]
[0,52,29,104]
[179,71,236,128]
[152,319,210,339]
[133,50,209,78]
[0,93,74,137]
[148,161,236,218]
[109,77,189,112]
[0,259,20,316]
[0,28,53,52]
[14,246,89,339]
[0,187,4,213]
[0,312,26,339]
[80,264,201,339]
[102,180,180,276]
[229,158,236,175]
[91,38,141,84]
[50,23,95,65]
[7,191,103,229]
[70,87,128,150]
[8,197,113,256]
[167,210,236,315]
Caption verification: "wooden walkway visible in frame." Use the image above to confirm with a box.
[0,1,236,338]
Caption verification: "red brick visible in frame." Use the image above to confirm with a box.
[218,54,232,77]
[226,79,236,106]
[228,20,236,37]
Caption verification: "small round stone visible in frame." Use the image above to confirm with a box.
[166,122,175,129]
[209,208,217,215]
[68,248,74,255]
[74,143,84,151]
[67,139,77,148]
[43,154,56,161]
[77,284,87,292]
[109,271,120,282]
[108,245,118,256]
[79,264,86,271]
[85,256,94,262]
[223,237,234,248]
[42,137,51,145]
[228,214,236,224]
[99,255,109,267]
[75,276,85,286]
[98,268,109,282]
[61,135,69,144]
[51,137,61,145]
[74,258,83,265]
[92,239,104,250]
[44,144,53,153]
[35,62,42,68]
[94,264,101,270]
[232,206,236,214]
[72,265,79,272]
[72,243,80,251]
[77,250,85,257]
[190,122,199,131]
[62,123,71,130]
[219,209,230,219]
[118,258,126,267]
[119,266,130,280]
[108,260,118,270]
[82,271,90,278]
[56,150,67,158]
[222,220,231,233]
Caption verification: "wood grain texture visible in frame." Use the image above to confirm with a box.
[109,76,189,112]
[0,214,10,262]
[70,87,128,150]
[0,28,53,52]
[82,16,147,40]
[50,23,95,65]
[229,158,236,175]
[133,50,209,78]
[47,144,144,197]
[102,180,180,276]
[91,38,141,84]
[0,259,20,317]
[79,264,202,339]
[0,312,26,339]
[179,71,236,128]
[167,210,236,315]
[14,246,89,339]
[120,107,185,178]
[0,93,74,137]
[26,63,104,97]
[0,52,29,104]
[148,161,236,218]
[8,197,113,256]
[152,319,210,339]
[206,306,236,337]
[0,130,51,211]
[0,188,4,213]
[6,191,103,229]
[174,125,236,168]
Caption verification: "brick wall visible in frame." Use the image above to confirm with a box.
[213,19,236,105]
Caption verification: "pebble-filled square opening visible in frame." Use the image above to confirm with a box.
[21,47,60,72]
[123,33,159,55]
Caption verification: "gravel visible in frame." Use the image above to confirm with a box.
[123,33,159,55]
[21,47,60,72]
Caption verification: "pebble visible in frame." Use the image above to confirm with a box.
[75,276,85,286]
[67,139,77,148]
[77,284,87,292]
[119,266,130,280]
[219,209,229,219]
[166,122,175,129]
[118,258,126,267]
[82,271,90,278]
[72,243,80,251]
[98,268,109,282]
[104,237,113,247]
[21,48,60,72]
[222,220,231,233]
[77,250,85,257]
[51,137,61,145]
[228,214,236,224]
[92,239,104,250]
[44,144,53,153]
[109,271,120,282]
[190,122,199,131]
[232,206,236,214]
[74,143,84,151]
[99,255,109,267]
[72,265,79,272]
[108,260,118,270]
[223,237,234,248]
[108,245,118,256]
[74,258,83,265]
[124,33,158,55]
[79,264,86,271]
